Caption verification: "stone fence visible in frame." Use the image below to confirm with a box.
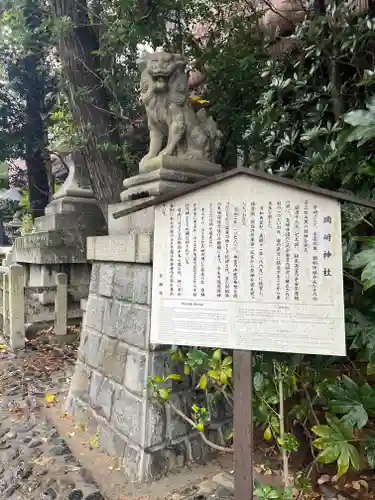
[0,253,72,349]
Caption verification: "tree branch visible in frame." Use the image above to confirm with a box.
[168,400,233,454]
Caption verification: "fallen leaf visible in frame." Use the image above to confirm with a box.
[358,480,369,490]
[318,475,331,485]
[45,393,57,404]
[60,413,74,420]
[89,432,99,448]
[34,456,53,467]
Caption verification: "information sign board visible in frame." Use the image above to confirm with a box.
[150,174,345,356]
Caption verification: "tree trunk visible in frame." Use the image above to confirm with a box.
[23,0,51,220]
[313,0,326,15]
[50,0,127,219]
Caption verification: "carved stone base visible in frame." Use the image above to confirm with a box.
[121,156,222,201]
[139,154,222,175]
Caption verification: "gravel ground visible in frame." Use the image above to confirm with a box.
[0,330,105,500]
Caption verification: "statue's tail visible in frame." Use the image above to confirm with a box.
[196,109,223,159]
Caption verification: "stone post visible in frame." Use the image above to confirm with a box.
[54,273,68,337]
[1,251,13,338]
[9,263,25,350]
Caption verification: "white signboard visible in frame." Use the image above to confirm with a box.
[150,174,346,356]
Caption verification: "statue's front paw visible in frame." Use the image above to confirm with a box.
[139,154,153,171]
[159,148,173,157]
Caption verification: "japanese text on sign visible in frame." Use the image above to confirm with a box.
[151,175,345,356]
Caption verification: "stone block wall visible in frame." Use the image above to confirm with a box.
[66,260,231,481]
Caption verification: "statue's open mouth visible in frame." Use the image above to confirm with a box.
[151,74,169,92]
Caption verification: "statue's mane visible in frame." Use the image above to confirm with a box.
[140,58,188,107]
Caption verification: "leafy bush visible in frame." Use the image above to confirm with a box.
[149,2,375,495]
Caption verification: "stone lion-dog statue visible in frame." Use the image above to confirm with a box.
[138,52,223,168]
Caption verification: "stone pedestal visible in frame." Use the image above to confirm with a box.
[120,155,222,202]
[66,161,231,482]
[14,152,106,265]
[13,153,106,321]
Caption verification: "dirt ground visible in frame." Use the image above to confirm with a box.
[44,404,235,500]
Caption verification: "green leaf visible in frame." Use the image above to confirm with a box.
[365,437,375,469]
[187,348,209,366]
[166,373,182,381]
[361,261,375,290]
[348,443,361,471]
[327,376,375,428]
[223,428,233,441]
[281,488,293,500]
[326,413,353,440]
[277,433,299,452]
[158,388,171,401]
[353,236,375,246]
[153,376,164,384]
[208,370,219,380]
[222,356,233,367]
[312,437,330,450]
[254,372,265,392]
[348,249,375,269]
[311,425,334,438]
[270,415,280,435]
[253,485,280,499]
[295,472,312,493]
[316,445,340,464]
[337,444,350,477]
[342,406,369,429]
[346,124,375,145]
[313,415,359,477]
[344,109,375,127]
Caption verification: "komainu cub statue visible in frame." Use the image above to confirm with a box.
[138,52,223,168]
